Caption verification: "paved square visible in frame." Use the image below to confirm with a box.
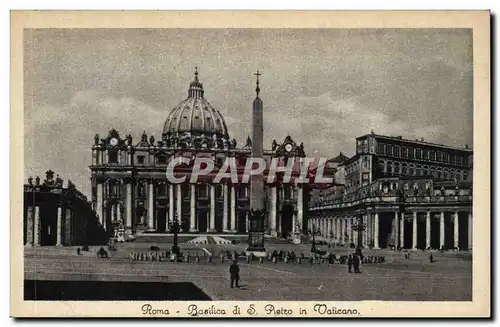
[24,242,472,301]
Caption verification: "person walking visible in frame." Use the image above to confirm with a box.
[347,254,353,273]
[229,260,240,288]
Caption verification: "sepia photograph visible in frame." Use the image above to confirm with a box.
[11,10,490,318]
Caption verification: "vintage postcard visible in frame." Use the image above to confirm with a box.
[11,10,490,318]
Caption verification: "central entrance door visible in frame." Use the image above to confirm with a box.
[156,208,167,232]
[280,204,294,239]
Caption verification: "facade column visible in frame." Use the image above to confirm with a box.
[335,218,340,242]
[412,212,418,249]
[230,185,236,232]
[366,214,371,247]
[296,186,303,234]
[439,212,445,249]
[56,206,63,246]
[269,186,277,236]
[426,211,431,249]
[33,206,41,246]
[342,218,347,245]
[190,184,197,232]
[65,208,72,245]
[374,212,380,249]
[176,184,182,224]
[400,214,405,249]
[209,185,216,232]
[97,183,103,226]
[169,184,174,226]
[126,182,132,231]
[148,181,155,230]
[454,211,459,249]
[222,183,229,232]
[468,212,472,250]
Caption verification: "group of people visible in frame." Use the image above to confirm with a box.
[347,254,362,273]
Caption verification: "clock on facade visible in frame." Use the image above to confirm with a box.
[110,138,118,146]
[285,143,293,152]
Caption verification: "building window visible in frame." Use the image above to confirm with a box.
[197,185,208,198]
[402,146,407,157]
[416,149,422,160]
[438,152,443,162]
[363,141,368,153]
[363,156,369,169]
[430,167,436,178]
[450,170,455,180]
[423,150,429,160]
[157,184,166,197]
[108,150,118,164]
[394,162,400,174]
[423,166,429,176]
[462,172,468,181]
[430,150,436,161]
[437,168,442,179]
[408,148,415,159]
[394,146,401,157]
[386,145,392,156]
[416,165,421,176]
[387,161,393,174]
[157,155,167,165]
[137,155,145,164]
[402,163,407,175]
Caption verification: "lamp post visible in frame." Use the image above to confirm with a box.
[352,215,366,250]
[170,211,181,255]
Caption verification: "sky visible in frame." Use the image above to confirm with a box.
[24,28,473,196]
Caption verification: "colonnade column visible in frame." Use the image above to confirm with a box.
[335,218,340,242]
[426,211,431,249]
[148,181,155,230]
[209,185,216,232]
[399,214,405,249]
[439,212,445,250]
[412,212,417,249]
[362,215,368,247]
[468,212,472,250]
[374,212,379,249]
[230,185,236,232]
[190,184,197,232]
[25,206,34,246]
[168,184,174,226]
[393,212,399,248]
[33,206,41,246]
[222,183,229,232]
[65,208,72,245]
[56,206,63,246]
[453,211,459,249]
[366,214,371,247]
[126,182,132,231]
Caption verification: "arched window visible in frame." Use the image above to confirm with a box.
[416,165,421,176]
[444,169,449,180]
[423,166,429,176]
[394,162,400,174]
[402,163,408,175]
[387,161,393,174]
[408,164,415,176]
[437,168,442,180]
[450,169,456,181]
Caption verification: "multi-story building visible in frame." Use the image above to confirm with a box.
[89,69,309,239]
[309,131,473,251]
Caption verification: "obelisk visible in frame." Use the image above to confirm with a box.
[246,70,266,253]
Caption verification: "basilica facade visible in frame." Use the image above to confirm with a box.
[89,69,310,237]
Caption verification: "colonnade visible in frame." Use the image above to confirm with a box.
[309,210,472,250]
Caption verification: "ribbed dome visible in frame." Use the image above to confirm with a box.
[162,69,229,138]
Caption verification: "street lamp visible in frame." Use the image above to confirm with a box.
[351,215,366,250]
[170,211,181,255]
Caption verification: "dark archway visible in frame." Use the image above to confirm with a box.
[280,204,294,239]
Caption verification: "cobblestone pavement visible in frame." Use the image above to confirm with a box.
[24,244,472,301]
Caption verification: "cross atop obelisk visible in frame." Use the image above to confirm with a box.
[254,70,262,97]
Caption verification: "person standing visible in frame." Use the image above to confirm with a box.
[347,254,353,273]
[229,260,240,288]
[353,254,361,273]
